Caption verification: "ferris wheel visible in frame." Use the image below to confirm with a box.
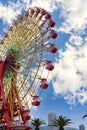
[0,7,57,130]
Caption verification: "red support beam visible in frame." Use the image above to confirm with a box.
[0,59,12,130]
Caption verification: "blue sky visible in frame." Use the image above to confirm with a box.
[0,0,87,129]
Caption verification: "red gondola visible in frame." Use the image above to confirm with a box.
[13,20,18,26]
[19,15,23,21]
[8,26,13,31]
[22,110,31,122]
[45,13,51,20]
[35,7,40,14]
[48,20,55,27]
[48,44,57,53]
[40,9,47,15]
[46,60,54,71]
[4,33,8,38]
[29,8,35,16]
[50,30,58,39]
[0,40,4,44]
[32,96,40,106]
[40,78,48,89]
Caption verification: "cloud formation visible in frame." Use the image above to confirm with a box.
[57,0,87,32]
[50,39,87,105]
[48,0,87,105]
[31,0,57,12]
[0,1,22,24]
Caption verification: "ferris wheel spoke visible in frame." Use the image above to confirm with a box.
[18,60,43,93]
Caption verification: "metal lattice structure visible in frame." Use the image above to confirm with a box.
[0,7,58,130]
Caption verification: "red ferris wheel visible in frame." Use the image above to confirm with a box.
[0,7,58,130]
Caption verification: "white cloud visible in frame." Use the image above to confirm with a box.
[31,0,57,12]
[49,36,87,105]
[19,0,31,9]
[0,2,22,24]
[57,0,87,32]
[69,35,83,46]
